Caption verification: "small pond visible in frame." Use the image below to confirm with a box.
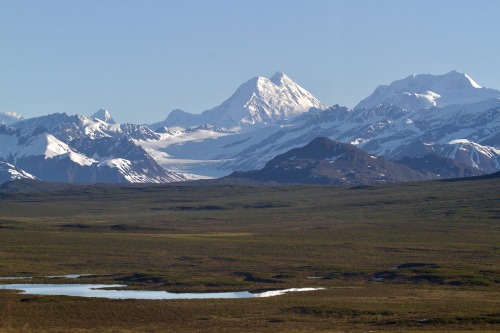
[0,284,323,300]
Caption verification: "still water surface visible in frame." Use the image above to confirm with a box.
[0,284,323,300]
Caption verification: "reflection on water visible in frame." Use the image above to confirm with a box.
[0,274,95,280]
[0,284,323,300]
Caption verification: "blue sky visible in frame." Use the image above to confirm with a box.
[1,0,499,124]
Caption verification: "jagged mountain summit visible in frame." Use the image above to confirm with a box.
[158,72,327,131]
[91,108,116,124]
[355,70,500,111]
[0,124,187,184]
[13,112,160,142]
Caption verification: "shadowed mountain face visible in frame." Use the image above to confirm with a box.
[227,137,434,185]
[0,162,37,183]
[397,154,483,179]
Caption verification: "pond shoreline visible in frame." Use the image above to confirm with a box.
[0,283,324,300]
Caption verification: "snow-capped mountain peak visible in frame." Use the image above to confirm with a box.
[269,71,290,85]
[91,108,116,124]
[355,70,500,111]
[163,72,327,131]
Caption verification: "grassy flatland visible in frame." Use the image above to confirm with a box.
[0,178,499,332]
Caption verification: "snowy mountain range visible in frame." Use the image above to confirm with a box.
[1,70,499,184]
[215,98,500,172]
[0,121,187,183]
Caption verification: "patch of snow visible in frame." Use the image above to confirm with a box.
[464,73,482,88]
[448,139,470,145]
[253,288,325,298]
[98,158,131,170]
[2,132,95,166]
[351,138,367,145]
[0,162,37,181]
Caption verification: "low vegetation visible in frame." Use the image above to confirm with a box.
[0,178,499,332]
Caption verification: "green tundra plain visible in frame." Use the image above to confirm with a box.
[0,178,499,332]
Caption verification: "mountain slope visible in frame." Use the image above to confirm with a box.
[0,125,99,182]
[161,72,326,131]
[0,125,95,166]
[0,162,38,184]
[227,137,431,185]
[0,125,187,183]
[69,137,188,183]
[391,139,500,173]
[397,154,483,178]
[355,71,500,111]
[218,98,500,174]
